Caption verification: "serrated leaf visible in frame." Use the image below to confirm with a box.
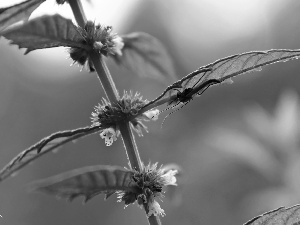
[2,14,89,54]
[142,49,300,112]
[0,0,45,32]
[0,125,103,182]
[113,32,176,82]
[31,165,135,202]
[244,205,300,225]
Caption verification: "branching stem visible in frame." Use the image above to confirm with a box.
[68,1,161,224]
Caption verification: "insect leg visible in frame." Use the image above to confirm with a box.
[159,89,183,114]
[161,101,190,128]
[160,75,208,126]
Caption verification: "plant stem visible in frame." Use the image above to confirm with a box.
[89,52,119,101]
[118,122,142,171]
[147,212,162,225]
[69,1,161,224]
[68,0,86,28]
[69,0,118,102]
[118,123,161,225]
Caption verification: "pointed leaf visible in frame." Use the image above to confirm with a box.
[244,205,300,225]
[141,49,300,112]
[0,0,45,31]
[31,165,135,202]
[105,190,117,200]
[113,32,176,82]
[0,125,103,182]
[2,14,89,54]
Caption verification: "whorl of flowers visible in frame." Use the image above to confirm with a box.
[69,21,124,71]
[91,91,159,146]
[118,163,178,217]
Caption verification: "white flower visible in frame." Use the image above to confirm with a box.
[99,128,119,146]
[142,109,160,121]
[147,200,166,217]
[161,170,178,186]
[111,36,124,56]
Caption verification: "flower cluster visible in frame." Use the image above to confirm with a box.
[118,163,177,217]
[91,91,159,146]
[70,21,124,71]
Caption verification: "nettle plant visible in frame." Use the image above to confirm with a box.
[1,0,300,225]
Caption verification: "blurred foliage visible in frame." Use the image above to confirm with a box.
[206,90,300,212]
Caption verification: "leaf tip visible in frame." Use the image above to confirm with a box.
[24,49,31,55]
[83,196,92,204]
[222,78,234,85]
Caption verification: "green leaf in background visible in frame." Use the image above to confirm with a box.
[205,90,300,211]
[244,205,300,225]
[0,0,45,32]
[0,126,102,183]
[2,14,89,54]
[31,165,135,202]
[142,49,300,111]
[113,32,176,83]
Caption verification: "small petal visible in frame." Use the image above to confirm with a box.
[99,128,118,146]
[161,170,178,186]
[143,109,160,121]
[147,200,165,217]
[111,36,124,56]
[131,121,148,137]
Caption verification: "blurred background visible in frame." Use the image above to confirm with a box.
[1,0,300,224]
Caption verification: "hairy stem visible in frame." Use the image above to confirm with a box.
[119,122,161,225]
[147,211,162,225]
[68,0,118,102]
[69,1,161,224]
[119,122,142,171]
[68,0,86,28]
[89,52,119,101]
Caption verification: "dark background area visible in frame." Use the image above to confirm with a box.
[1,0,300,224]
